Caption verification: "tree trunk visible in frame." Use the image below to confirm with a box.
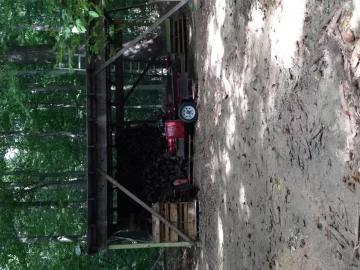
[11,69,84,76]
[28,85,85,93]
[0,131,85,138]
[17,235,86,244]
[1,44,84,65]
[6,24,62,33]
[41,179,86,190]
[27,103,85,110]
[0,45,56,65]
[0,171,86,177]
[20,25,61,32]
[1,201,86,209]
[0,178,86,190]
[0,35,163,66]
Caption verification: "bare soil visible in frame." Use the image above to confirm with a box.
[189,0,360,269]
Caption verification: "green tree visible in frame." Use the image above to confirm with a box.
[0,0,168,269]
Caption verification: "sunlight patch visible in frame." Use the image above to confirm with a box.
[209,30,224,77]
[4,148,19,160]
[207,11,225,77]
[217,213,224,269]
[271,0,306,68]
[237,52,250,119]
[215,0,226,26]
[226,113,236,148]
[222,149,231,177]
[223,193,227,215]
[240,184,251,222]
[248,6,265,35]
[189,25,193,44]
[209,144,219,183]
[258,99,266,146]
[222,69,233,100]
[350,0,360,31]
[239,84,249,117]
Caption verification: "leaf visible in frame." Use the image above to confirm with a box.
[75,19,86,33]
[91,44,99,54]
[81,1,89,11]
[89,11,100,18]
[47,4,53,14]
[352,171,360,183]
[115,24,125,32]
[76,19,83,28]
[64,26,71,38]
[75,25,86,34]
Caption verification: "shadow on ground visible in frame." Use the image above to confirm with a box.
[190,0,360,269]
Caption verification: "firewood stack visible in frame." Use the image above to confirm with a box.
[115,125,185,204]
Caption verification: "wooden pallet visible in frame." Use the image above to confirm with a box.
[152,202,197,243]
[170,17,187,54]
[170,16,188,73]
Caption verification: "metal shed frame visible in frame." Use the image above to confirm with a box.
[86,0,198,254]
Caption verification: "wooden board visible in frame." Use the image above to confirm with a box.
[164,204,170,242]
[181,18,185,53]
[151,202,197,243]
[179,204,184,231]
[172,18,175,53]
[183,203,188,237]
[165,19,171,52]
[152,203,160,242]
[160,204,165,242]
[177,19,181,52]
[180,54,186,73]
[187,202,196,240]
[170,203,178,242]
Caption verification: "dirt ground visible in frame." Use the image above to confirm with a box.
[188,0,360,269]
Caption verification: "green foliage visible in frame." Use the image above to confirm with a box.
[0,0,168,269]
[89,11,100,19]
[0,65,88,268]
[0,0,108,70]
[49,0,104,70]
